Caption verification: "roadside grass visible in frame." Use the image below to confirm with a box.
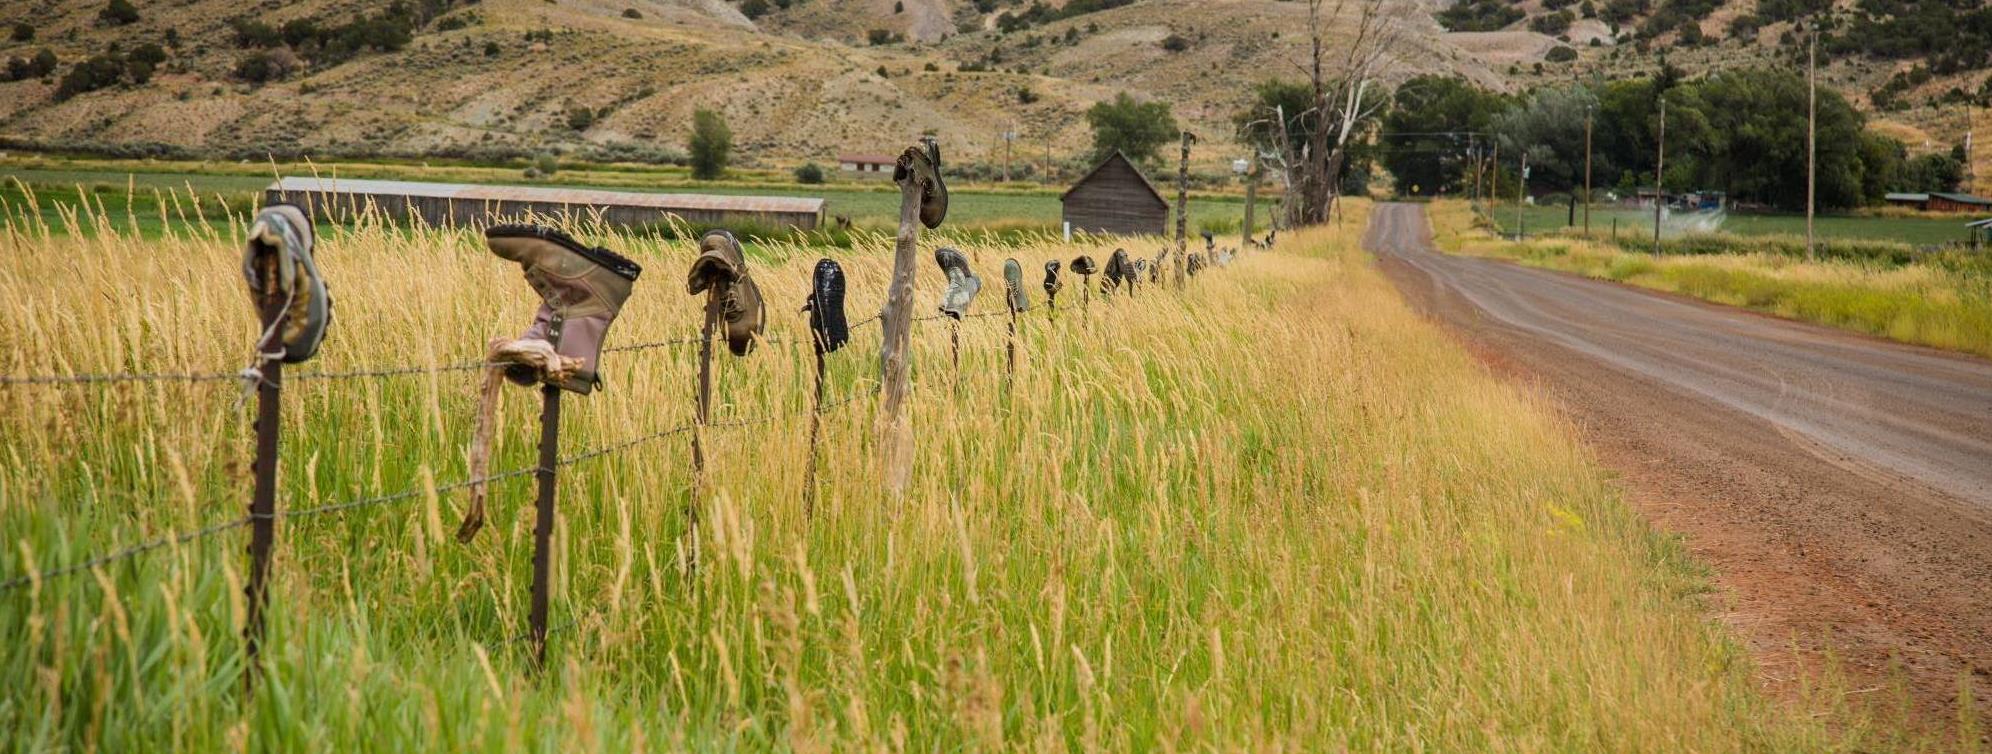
[1433,201,1992,360]
[1483,202,1972,247]
[0,200,1879,750]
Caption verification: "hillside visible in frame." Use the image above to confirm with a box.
[0,0,1488,174]
[0,0,1982,176]
[1425,0,1989,164]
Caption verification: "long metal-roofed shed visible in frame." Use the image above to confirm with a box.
[265,176,826,231]
[1060,150,1170,236]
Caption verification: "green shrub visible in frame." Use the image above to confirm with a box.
[688,109,731,180]
[10,22,32,42]
[98,0,139,26]
[793,162,826,184]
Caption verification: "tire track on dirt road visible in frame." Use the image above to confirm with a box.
[1366,202,1992,730]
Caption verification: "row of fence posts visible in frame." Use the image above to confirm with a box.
[152,135,1264,691]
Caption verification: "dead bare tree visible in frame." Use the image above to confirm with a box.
[1294,0,1400,225]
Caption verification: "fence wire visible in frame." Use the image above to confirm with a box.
[0,375,877,594]
[1,307,1000,389]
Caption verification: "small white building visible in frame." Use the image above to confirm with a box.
[838,153,896,179]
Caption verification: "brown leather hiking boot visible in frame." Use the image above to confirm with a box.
[894,139,949,229]
[486,224,642,394]
[242,203,332,364]
[687,229,766,356]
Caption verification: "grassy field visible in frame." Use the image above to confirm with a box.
[0,156,1260,238]
[1435,201,1992,360]
[1483,202,1973,247]
[1,198,1919,751]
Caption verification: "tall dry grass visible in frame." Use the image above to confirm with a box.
[0,193,1859,750]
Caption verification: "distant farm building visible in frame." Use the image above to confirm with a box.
[837,154,896,179]
[1061,151,1170,236]
[1886,192,1931,209]
[264,177,826,230]
[1890,191,1992,213]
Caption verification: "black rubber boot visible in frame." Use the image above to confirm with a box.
[804,258,849,353]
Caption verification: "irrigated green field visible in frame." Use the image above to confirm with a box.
[0,157,1258,239]
[1484,202,1973,247]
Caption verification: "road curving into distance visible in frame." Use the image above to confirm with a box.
[1367,202,1992,729]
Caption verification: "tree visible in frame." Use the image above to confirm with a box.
[689,109,732,180]
[794,162,826,184]
[1377,75,1511,196]
[1084,93,1177,163]
[1289,0,1398,225]
[10,22,32,42]
[1492,84,1601,194]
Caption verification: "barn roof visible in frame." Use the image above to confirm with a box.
[1060,150,1168,208]
[1931,192,1992,206]
[266,176,826,215]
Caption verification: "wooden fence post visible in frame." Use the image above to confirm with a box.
[877,145,931,498]
[1174,131,1195,289]
[242,277,285,690]
[528,384,561,668]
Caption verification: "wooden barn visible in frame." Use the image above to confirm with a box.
[1061,151,1169,236]
[264,176,826,231]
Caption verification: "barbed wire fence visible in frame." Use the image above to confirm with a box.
[0,234,1255,691]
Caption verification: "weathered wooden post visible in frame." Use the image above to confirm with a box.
[527,383,561,667]
[242,270,285,689]
[1242,155,1259,249]
[878,139,947,497]
[1173,131,1196,289]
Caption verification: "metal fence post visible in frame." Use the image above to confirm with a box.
[528,384,561,668]
[803,333,826,517]
[688,292,721,572]
[242,285,285,690]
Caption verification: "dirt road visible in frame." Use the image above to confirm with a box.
[1367,202,1992,729]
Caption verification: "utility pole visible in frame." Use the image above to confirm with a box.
[1491,142,1500,217]
[1002,127,1016,183]
[1654,95,1666,254]
[1806,20,1818,261]
[1468,134,1479,203]
[1517,152,1528,241]
[1242,154,1259,248]
[1174,130,1195,289]
[1584,110,1594,237]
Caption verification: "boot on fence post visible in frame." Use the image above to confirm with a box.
[802,259,848,516]
[1003,259,1027,380]
[1042,260,1062,319]
[237,203,329,689]
[935,247,980,395]
[461,224,641,668]
[1069,255,1096,313]
[685,229,764,570]
[878,138,948,497]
